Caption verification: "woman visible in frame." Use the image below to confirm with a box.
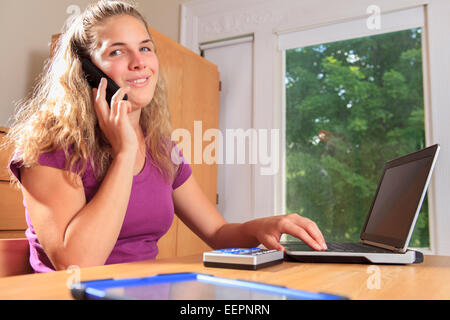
[6,0,327,273]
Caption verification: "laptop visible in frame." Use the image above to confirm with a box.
[283,144,440,265]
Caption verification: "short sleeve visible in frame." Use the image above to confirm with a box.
[9,152,24,182]
[9,149,70,183]
[171,147,192,190]
[37,149,68,169]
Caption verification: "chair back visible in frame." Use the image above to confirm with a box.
[0,238,32,277]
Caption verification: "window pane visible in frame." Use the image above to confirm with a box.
[285,28,428,248]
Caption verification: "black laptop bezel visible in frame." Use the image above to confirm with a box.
[359,144,439,251]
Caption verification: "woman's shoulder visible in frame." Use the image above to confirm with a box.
[37,148,69,168]
[10,147,95,183]
[9,148,64,183]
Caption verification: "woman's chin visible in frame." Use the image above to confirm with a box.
[128,96,153,109]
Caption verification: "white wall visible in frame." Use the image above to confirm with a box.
[0,0,191,127]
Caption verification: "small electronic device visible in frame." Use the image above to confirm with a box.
[81,57,128,107]
[203,248,284,270]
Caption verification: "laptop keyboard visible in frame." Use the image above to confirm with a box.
[284,242,393,253]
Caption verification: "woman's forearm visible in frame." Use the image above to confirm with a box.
[55,152,136,269]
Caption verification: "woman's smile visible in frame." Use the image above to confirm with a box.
[126,75,151,88]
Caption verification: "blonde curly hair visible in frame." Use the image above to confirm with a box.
[5,0,176,186]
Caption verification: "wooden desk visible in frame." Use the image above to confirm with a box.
[0,254,449,300]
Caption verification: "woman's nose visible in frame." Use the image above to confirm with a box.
[129,52,145,70]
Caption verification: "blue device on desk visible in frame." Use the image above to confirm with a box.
[70,273,348,300]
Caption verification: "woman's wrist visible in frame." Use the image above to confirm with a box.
[241,219,261,245]
[115,148,137,162]
[112,150,137,174]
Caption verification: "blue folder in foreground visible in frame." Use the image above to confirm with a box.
[70,272,348,300]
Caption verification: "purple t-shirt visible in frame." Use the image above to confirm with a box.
[9,147,192,273]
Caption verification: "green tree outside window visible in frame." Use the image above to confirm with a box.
[285,28,428,248]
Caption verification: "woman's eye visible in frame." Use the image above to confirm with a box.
[141,47,152,52]
[110,49,122,56]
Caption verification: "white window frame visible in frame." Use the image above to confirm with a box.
[180,0,450,256]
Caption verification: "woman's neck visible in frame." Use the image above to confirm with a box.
[128,107,144,141]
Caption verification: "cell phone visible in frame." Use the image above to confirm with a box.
[81,58,128,107]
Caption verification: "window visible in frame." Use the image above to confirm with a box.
[183,0,450,255]
[284,28,429,247]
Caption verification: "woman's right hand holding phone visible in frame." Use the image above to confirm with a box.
[92,78,138,159]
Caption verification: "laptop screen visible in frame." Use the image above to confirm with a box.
[360,145,439,249]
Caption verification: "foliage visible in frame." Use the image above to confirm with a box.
[285,28,428,247]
